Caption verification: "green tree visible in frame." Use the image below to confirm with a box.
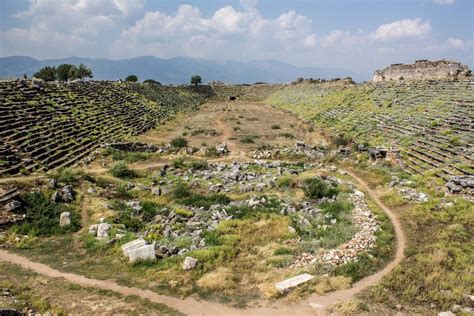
[56,64,74,82]
[143,79,161,85]
[190,75,202,85]
[71,64,93,80]
[33,66,57,82]
[125,75,138,82]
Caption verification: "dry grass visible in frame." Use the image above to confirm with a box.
[197,267,233,290]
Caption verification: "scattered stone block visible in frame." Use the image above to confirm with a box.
[59,211,71,227]
[275,273,314,293]
[183,256,198,270]
[127,244,156,263]
[96,223,111,239]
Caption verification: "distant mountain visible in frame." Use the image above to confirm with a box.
[0,55,364,83]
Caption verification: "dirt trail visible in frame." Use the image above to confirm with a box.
[0,169,405,315]
[214,102,246,160]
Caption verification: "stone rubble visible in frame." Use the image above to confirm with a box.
[390,176,429,203]
[252,141,325,160]
[291,190,379,267]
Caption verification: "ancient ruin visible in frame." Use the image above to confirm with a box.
[373,59,471,82]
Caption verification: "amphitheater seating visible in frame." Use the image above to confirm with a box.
[269,80,473,179]
[0,80,211,176]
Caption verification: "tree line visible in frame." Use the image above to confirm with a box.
[34,64,203,86]
[33,64,93,82]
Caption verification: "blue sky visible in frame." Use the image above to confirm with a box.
[1,0,472,76]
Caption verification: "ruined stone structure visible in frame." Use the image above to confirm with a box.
[373,60,471,82]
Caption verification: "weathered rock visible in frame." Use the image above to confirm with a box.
[51,191,61,202]
[216,142,229,154]
[4,200,21,212]
[87,187,96,194]
[59,212,71,227]
[122,239,156,263]
[88,224,98,235]
[183,256,198,270]
[47,178,56,189]
[275,273,314,293]
[437,312,455,316]
[59,185,74,202]
[96,223,111,238]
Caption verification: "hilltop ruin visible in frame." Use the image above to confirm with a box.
[373,59,471,82]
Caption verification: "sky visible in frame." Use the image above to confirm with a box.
[0,0,473,76]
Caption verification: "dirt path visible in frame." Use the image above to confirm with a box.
[214,102,246,160]
[0,169,405,315]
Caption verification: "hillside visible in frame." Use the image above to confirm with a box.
[0,80,212,175]
[266,80,474,181]
[0,56,362,83]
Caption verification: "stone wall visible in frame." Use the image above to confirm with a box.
[373,60,471,82]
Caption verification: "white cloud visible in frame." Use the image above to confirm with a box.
[433,0,455,5]
[304,34,318,47]
[1,0,471,78]
[373,18,431,41]
[114,4,315,59]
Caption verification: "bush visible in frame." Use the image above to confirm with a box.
[53,168,81,185]
[175,208,193,217]
[271,124,281,129]
[125,75,138,82]
[173,183,191,199]
[200,230,221,246]
[277,176,294,188]
[109,161,135,178]
[141,200,162,221]
[170,137,188,148]
[302,178,339,199]
[204,147,220,158]
[106,148,150,163]
[189,160,208,170]
[279,133,294,139]
[240,136,258,143]
[15,192,80,236]
[143,79,161,85]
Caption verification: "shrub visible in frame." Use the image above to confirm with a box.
[15,192,80,236]
[271,124,281,129]
[175,208,193,217]
[274,247,294,255]
[141,200,162,221]
[189,160,208,170]
[279,133,294,139]
[109,161,134,178]
[333,133,352,147]
[277,176,294,188]
[172,158,185,168]
[302,178,339,199]
[53,168,81,185]
[143,79,161,85]
[173,183,191,199]
[179,193,231,208]
[170,137,188,148]
[125,75,138,82]
[204,147,220,157]
[240,136,258,143]
[200,230,221,246]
